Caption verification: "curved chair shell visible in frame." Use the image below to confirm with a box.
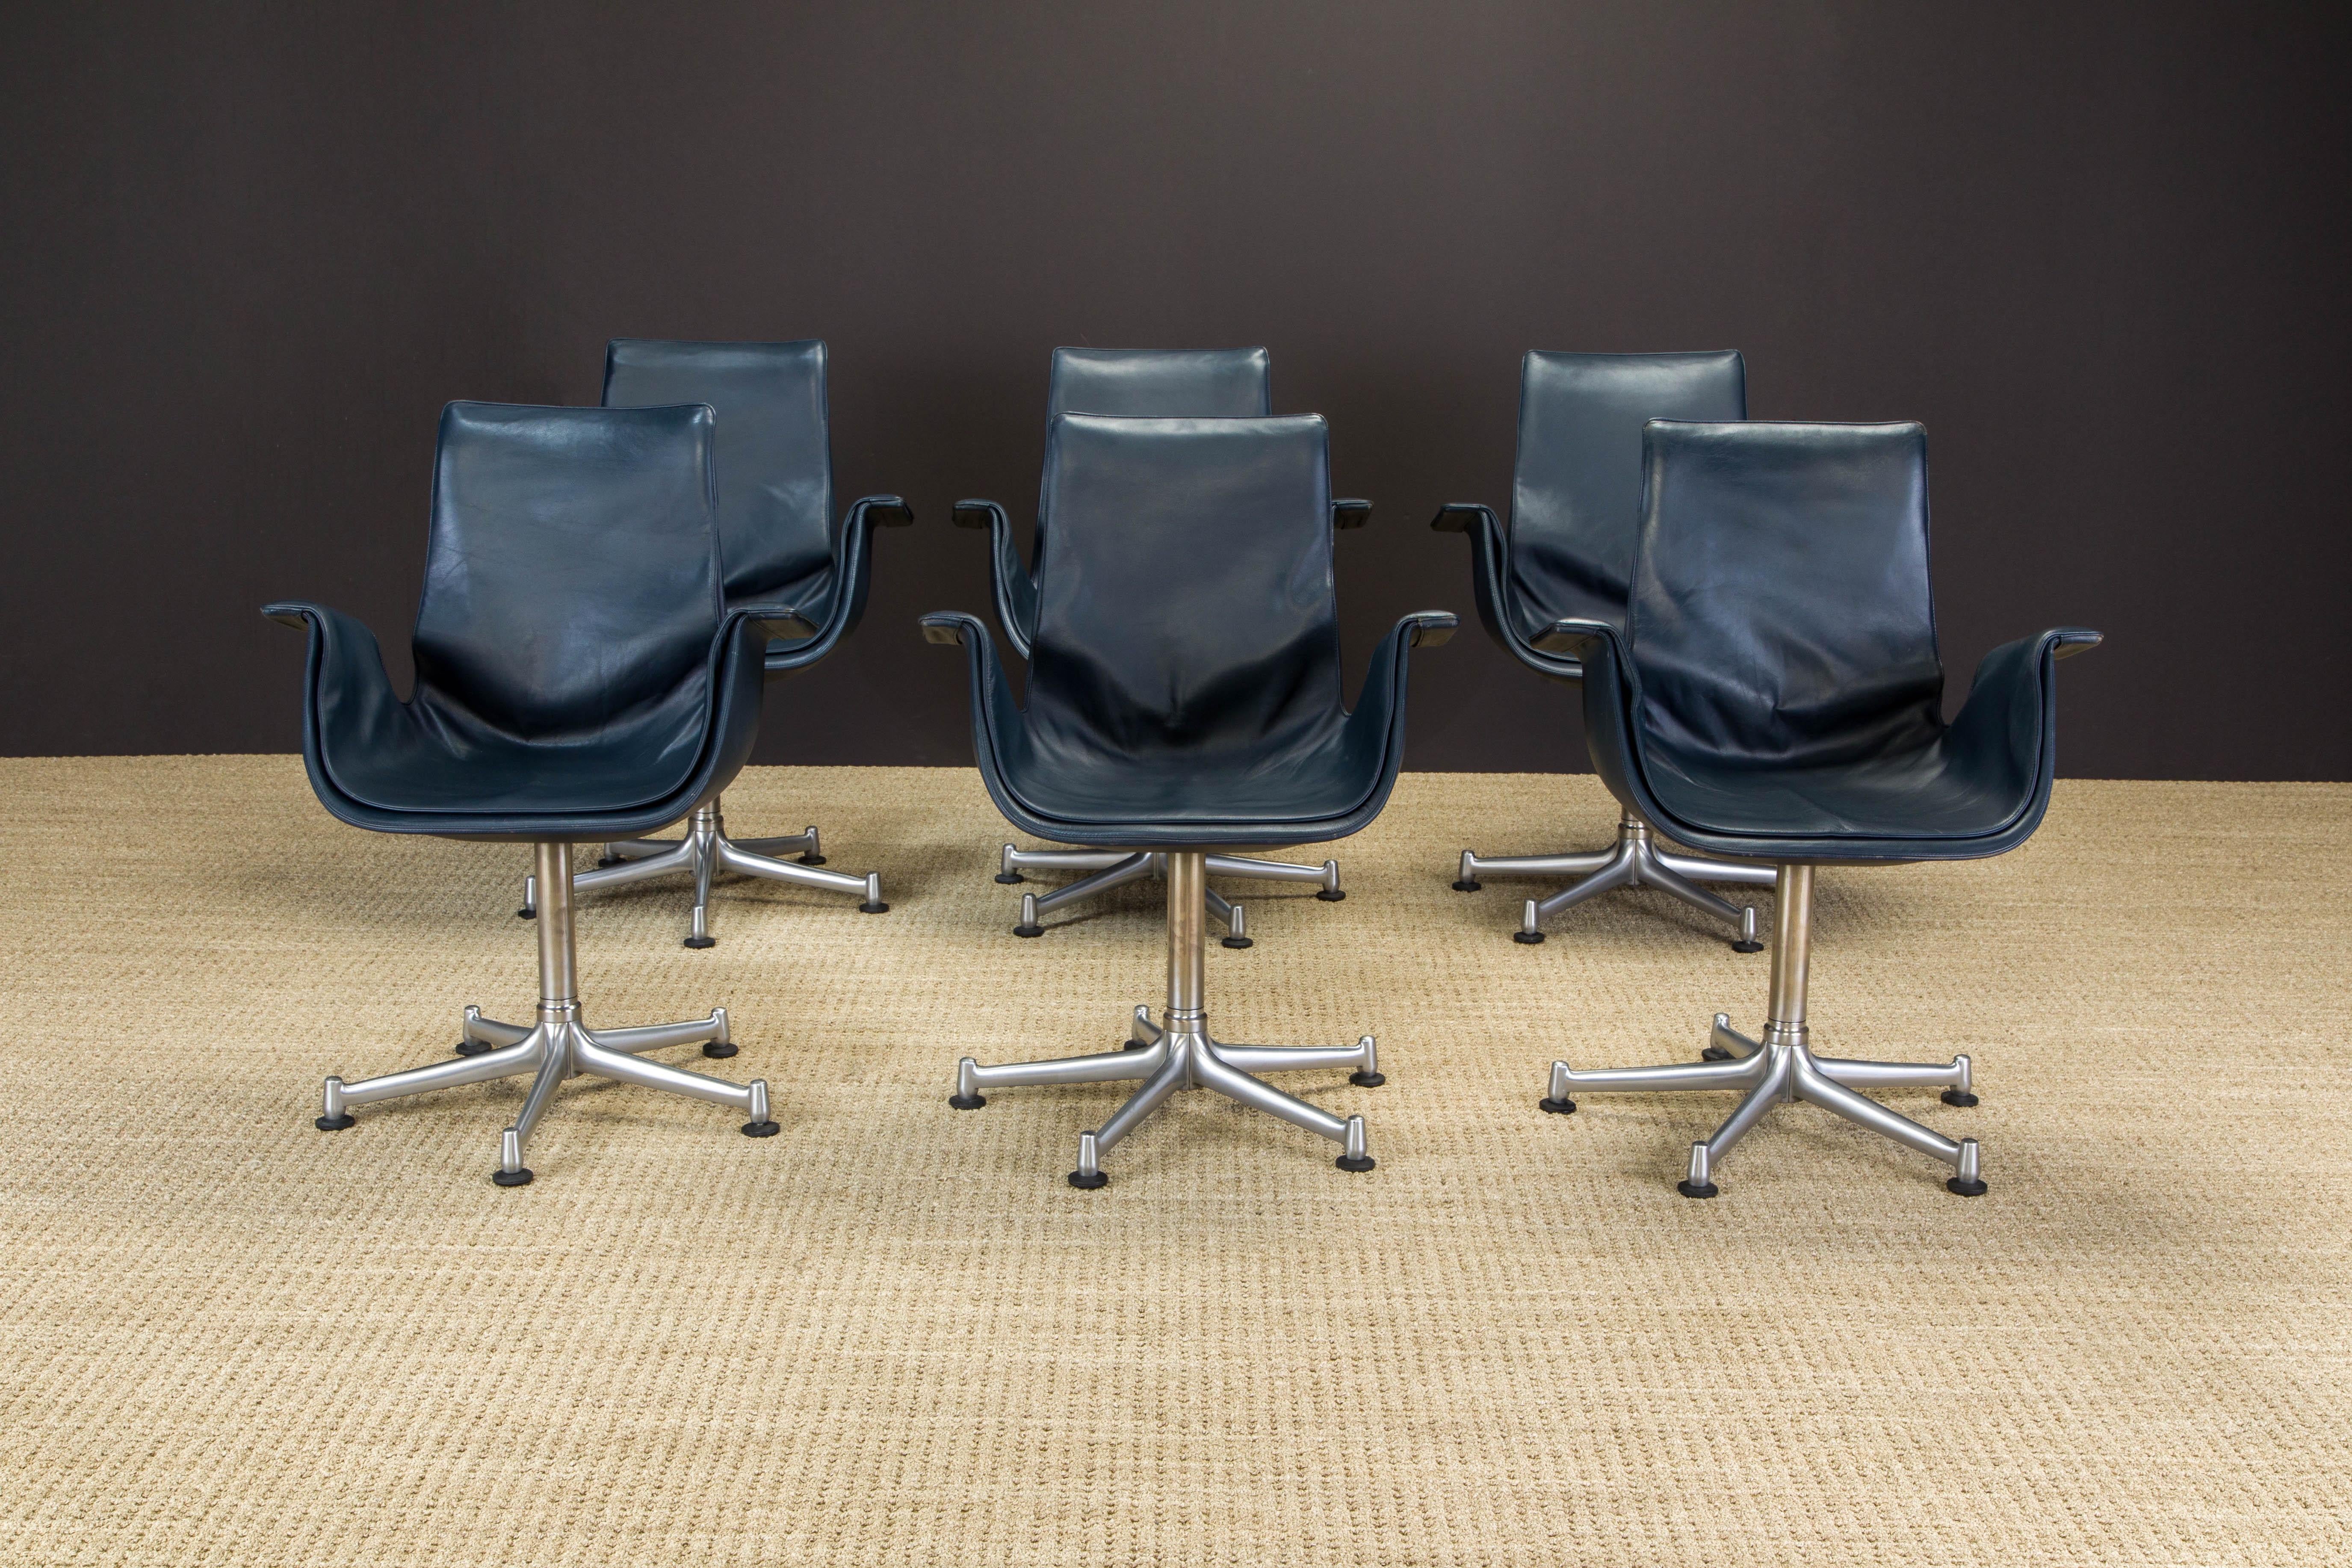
[265,402,799,843]
[1542,420,2101,863]
[927,413,1452,850]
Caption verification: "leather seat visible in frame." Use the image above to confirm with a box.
[1436,350,1775,947]
[925,412,1452,1184]
[1538,419,2098,1198]
[267,402,808,1185]
[552,339,913,946]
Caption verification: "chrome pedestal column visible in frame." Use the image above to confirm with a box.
[323,842,776,1185]
[1540,864,1985,1197]
[1456,811,1770,950]
[954,850,1381,1185]
[520,797,886,948]
[996,845,1343,948]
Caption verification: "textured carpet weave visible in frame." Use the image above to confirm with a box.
[0,759,2345,1566]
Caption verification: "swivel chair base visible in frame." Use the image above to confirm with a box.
[1541,865,1984,1196]
[325,843,776,1184]
[1457,812,1769,950]
[953,851,1380,1183]
[997,845,1343,948]
[520,797,886,948]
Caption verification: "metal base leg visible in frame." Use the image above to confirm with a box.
[1459,812,1769,950]
[998,845,1344,945]
[1540,863,1986,1196]
[956,850,1381,1183]
[540,797,886,948]
[326,842,774,1184]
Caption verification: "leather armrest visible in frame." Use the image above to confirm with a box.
[920,613,970,646]
[920,610,1028,773]
[761,495,913,674]
[729,602,821,643]
[951,497,1039,657]
[1336,609,1457,778]
[1532,616,1621,661]
[1332,499,1371,530]
[260,599,413,783]
[856,495,914,529]
[1944,626,2103,794]
[1428,502,1569,678]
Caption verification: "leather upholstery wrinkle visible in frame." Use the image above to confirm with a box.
[1538,420,2099,862]
[925,413,1452,848]
[265,402,806,842]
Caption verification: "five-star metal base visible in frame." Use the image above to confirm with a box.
[1456,812,1770,949]
[954,850,1380,1184]
[1540,864,1985,1196]
[996,845,1343,947]
[520,797,886,948]
[323,842,776,1184]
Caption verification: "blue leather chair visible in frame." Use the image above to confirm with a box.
[959,348,1367,947]
[266,403,812,1185]
[527,339,912,948]
[925,413,1453,1185]
[1436,351,1775,949]
[1534,420,2099,1197]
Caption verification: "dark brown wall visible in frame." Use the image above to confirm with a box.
[4,2,2346,777]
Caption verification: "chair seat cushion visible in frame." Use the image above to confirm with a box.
[1642,735,2033,847]
[996,720,1382,835]
[320,729,706,823]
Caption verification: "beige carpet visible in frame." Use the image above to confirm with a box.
[1,759,2346,1566]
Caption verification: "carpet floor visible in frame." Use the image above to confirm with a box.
[0,759,2345,1566]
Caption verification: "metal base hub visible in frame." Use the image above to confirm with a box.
[1459,813,1771,949]
[996,845,1341,944]
[522,799,886,948]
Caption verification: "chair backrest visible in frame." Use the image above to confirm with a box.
[1027,414,1342,758]
[1628,420,1945,767]
[1510,351,1746,632]
[412,402,724,740]
[603,339,833,603]
[1048,347,1273,417]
